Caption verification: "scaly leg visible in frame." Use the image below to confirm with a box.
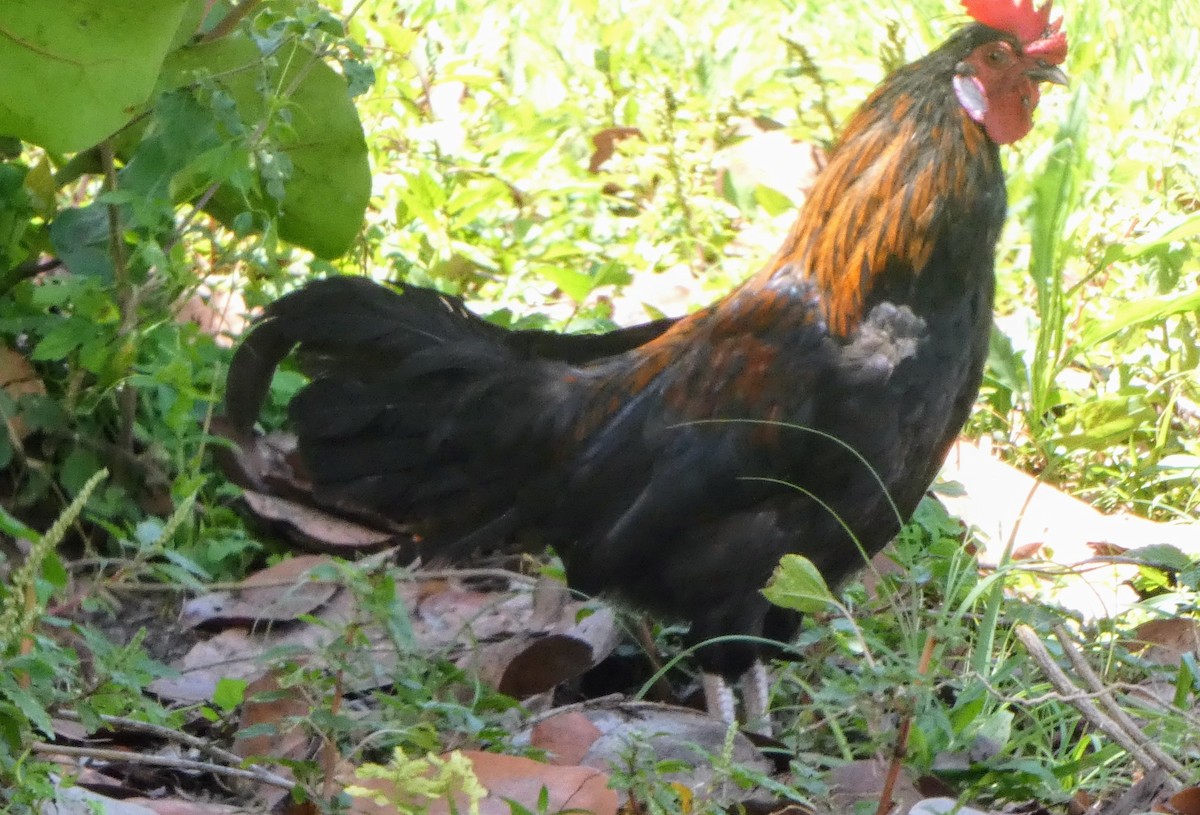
[702,672,737,724]
[701,661,773,734]
[740,660,773,736]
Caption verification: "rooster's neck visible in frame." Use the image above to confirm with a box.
[762,39,1006,339]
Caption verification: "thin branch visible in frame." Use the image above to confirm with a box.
[31,742,295,791]
[1013,625,1188,786]
[198,0,263,44]
[1052,625,1189,780]
[52,710,293,789]
[874,633,936,815]
[99,140,139,469]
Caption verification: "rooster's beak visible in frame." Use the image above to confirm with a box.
[1026,64,1069,86]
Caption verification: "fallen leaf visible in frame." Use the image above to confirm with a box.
[148,628,265,703]
[828,758,923,815]
[242,490,396,551]
[531,711,603,766]
[496,634,595,697]
[909,798,995,815]
[938,440,1200,618]
[49,781,159,815]
[233,672,311,809]
[1165,785,1200,815]
[1130,618,1200,666]
[209,416,298,493]
[0,342,45,441]
[180,555,339,629]
[518,701,771,809]
[175,283,247,346]
[125,799,247,815]
[588,126,643,174]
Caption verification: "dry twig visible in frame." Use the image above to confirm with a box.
[1013,625,1189,786]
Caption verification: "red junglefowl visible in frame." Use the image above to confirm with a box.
[222,0,1068,728]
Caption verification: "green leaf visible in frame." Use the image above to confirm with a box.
[31,317,97,361]
[536,265,595,302]
[1055,391,1156,449]
[0,0,192,153]
[212,677,248,711]
[0,679,54,738]
[0,504,36,539]
[1123,544,1193,572]
[720,169,755,215]
[762,554,835,614]
[159,33,370,257]
[60,446,104,494]
[1077,289,1200,352]
[754,184,795,217]
[1108,212,1200,261]
[47,205,114,280]
[41,552,68,588]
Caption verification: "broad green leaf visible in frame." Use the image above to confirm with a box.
[1077,289,1200,351]
[1055,391,1156,449]
[161,33,370,258]
[0,682,54,738]
[0,0,192,153]
[720,170,755,215]
[754,184,795,217]
[536,265,595,302]
[1124,544,1193,573]
[41,552,68,588]
[47,205,114,280]
[0,504,36,539]
[1108,212,1200,262]
[31,317,98,362]
[212,677,248,711]
[762,553,835,614]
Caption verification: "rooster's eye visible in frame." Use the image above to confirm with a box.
[987,48,1010,66]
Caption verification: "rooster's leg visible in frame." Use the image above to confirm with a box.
[701,672,737,724]
[740,660,773,736]
[701,662,773,734]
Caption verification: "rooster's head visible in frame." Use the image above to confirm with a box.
[954,0,1069,144]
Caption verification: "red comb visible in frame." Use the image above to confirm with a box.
[962,0,1067,63]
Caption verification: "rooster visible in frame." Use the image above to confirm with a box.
[223,0,1068,727]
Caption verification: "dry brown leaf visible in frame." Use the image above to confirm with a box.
[180,555,339,629]
[1164,786,1200,815]
[175,284,247,346]
[1130,618,1200,666]
[588,126,643,174]
[233,672,313,809]
[496,634,595,697]
[0,342,45,442]
[1011,541,1046,561]
[50,717,91,742]
[531,711,603,766]
[828,759,923,815]
[48,781,160,815]
[148,628,266,702]
[938,440,1200,618]
[242,490,395,551]
[518,701,771,808]
[909,799,995,815]
[209,416,298,492]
